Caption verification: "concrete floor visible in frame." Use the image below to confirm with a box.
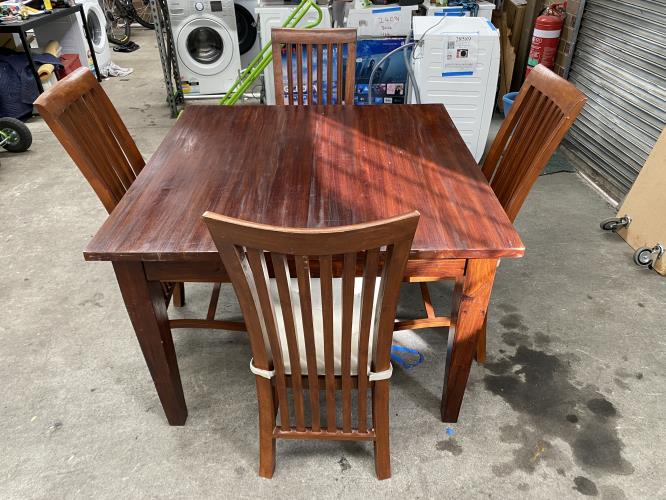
[1,29,665,499]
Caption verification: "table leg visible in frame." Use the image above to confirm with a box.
[77,6,102,81]
[18,29,44,94]
[441,259,497,422]
[113,261,188,425]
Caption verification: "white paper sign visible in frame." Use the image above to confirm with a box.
[373,10,404,37]
[442,34,478,77]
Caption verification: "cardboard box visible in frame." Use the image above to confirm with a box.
[504,0,527,48]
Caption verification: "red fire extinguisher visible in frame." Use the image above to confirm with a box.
[526,14,564,75]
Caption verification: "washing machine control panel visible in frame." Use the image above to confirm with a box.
[194,1,204,11]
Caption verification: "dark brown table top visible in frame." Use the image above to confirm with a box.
[84,104,524,262]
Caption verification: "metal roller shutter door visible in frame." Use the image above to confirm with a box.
[563,0,666,200]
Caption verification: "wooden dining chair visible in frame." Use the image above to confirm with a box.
[407,64,587,362]
[203,211,419,479]
[271,28,357,105]
[33,67,241,331]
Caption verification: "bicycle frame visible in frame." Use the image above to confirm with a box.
[219,0,323,105]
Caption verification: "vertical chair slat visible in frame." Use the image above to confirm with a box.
[294,255,321,432]
[272,41,286,105]
[316,44,323,102]
[344,39,356,105]
[271,252,306,431]
[357,248,379,433]
[319,254,336,432]
[287,43,294,105]
[307,44,313,105]
[296,43,304,106]
[326,43,333,105]
[246,249,291,430]
[336,43,343,104]
[340,252,356,433]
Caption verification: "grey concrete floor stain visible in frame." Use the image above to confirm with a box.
[484,311,634,477]
[573,476,599,496]
[337,457,351,472]
[435,438,463,456]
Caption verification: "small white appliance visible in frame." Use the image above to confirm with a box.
[77,0,111,73]
[256,3,331,104]
[412,16,500,162]
[169,0,242,96]
[425,1,496,20]
[234,0,260,68]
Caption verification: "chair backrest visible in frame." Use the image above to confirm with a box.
[482,64,587,222]
[271,28,357,106]
[203,211,419,434]
[33,67,144,214]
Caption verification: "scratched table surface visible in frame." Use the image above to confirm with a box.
[84,104,524,262]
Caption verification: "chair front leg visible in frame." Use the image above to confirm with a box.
[372,380,391,480]
[256,376,276,478]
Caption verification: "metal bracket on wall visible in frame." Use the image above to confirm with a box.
[149,0,184,118]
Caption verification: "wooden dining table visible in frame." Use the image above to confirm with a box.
[84,104,524,426]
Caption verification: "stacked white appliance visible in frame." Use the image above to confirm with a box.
[412,16,500,162]
[256,3,331,105]
[168,0,242,97]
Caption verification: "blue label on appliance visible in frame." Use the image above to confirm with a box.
[442,71,474,77]
[372,6,401,13]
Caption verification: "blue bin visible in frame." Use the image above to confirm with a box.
[503,92,519,118]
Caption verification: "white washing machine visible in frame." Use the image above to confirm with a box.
[77,0,111,73]
[412,16,500,162]
[169,0,242,96]
[234,0,260,69]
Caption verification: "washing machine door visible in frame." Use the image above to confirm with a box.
[85,3,107,54]
[234,3,257,55]
[177,16,236,77]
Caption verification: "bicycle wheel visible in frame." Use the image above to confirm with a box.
[103,0,131,45]
[132,0,155,30]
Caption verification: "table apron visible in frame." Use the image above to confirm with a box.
[143,258,467,283]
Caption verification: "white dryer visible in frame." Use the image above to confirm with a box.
[234,0,259,69]
[169,0,242,96]
[76,0,111,73]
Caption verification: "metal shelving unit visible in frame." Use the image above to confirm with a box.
[148,0,184,117]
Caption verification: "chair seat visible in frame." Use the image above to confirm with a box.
[269,277,379,376]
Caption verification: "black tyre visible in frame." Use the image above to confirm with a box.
[104,0,131,45]
[132,0,154,30]
[0,117,32,153]
[633,247,653,267]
